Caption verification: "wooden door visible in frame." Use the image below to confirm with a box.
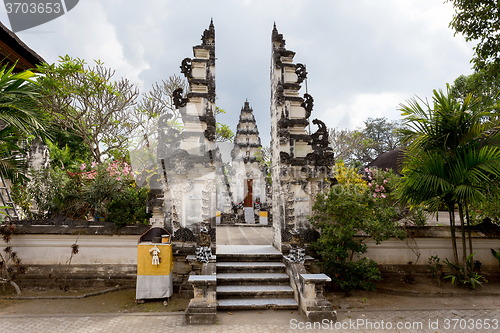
[244,179,253,207]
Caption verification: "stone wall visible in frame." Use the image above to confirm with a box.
[7,232,500,287]
[9,234,207,293]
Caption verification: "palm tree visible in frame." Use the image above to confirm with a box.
[0,63,49,181]
[398,86,500,275]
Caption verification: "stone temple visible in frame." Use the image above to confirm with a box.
[155,20,334,251]
[229,100,267,223]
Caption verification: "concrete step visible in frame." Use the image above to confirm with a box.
[217,273,290,285]
[217,285,294,299]
[217,298,298,310]
[216,262,286,273]
[217,253,283,263]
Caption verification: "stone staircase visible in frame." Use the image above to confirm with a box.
[216,245,298,310]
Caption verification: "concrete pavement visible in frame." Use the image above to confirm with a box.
[2,308,500,332]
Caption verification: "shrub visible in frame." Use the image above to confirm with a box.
[11,161,151,227]
[310,166,405,295]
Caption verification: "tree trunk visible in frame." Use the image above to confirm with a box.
[458,203,468,279]
[449,207,459,265]
[465,204,473,258]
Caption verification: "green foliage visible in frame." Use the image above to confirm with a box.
[214,107,234,142]
[254,146,271,184]
[491,249,500,268]
[107,185,151,227]
[329,117,403,165]
[12,167,68,219]
[0,63,50,182]
[444,253,487,290]
[468,188,500,224]
[37,55,140,163]
[310,166,405,295]
[216,123,234,142]
[403,205,428,227]
[450,71,500,113]
[0,63,48,140]
[10,182,32,219]
[447,0,500,79]
[48,128,91,170]
[399,85,500,273]
[11,162,151,227]
[428,255,443,286]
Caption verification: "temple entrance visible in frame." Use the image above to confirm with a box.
[244,179,253,207]
[243,179,254,223]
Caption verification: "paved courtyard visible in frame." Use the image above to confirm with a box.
[2,308,499,332]
[216,226,273,245]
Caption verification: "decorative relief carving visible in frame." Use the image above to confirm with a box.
[205,180,216,192]
[183,180,194,193]
[280,151,291,164]
[180,58,192,78]
[207,78,216,103]
[172,88,188,109]
[276,83,285,105]
[295,63,307,83]
[301,93,314,119]
[310,119,329,150]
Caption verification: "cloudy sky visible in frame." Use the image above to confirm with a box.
[1,0,475,146]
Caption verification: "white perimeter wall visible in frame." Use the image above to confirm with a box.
[8,234,500,267]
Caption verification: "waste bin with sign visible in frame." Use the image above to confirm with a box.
[136,227,173,302]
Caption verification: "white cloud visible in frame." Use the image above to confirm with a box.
[320,92,406,130]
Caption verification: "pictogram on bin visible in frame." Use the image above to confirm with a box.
[136,227,173,303]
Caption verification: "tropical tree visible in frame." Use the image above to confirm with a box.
[398,86,500,280]
[37,56,140,163]
[0,63,49,181]
[329,117,404,166]
[447,0,500,79]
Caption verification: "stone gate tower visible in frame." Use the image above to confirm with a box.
[158,20,218,240]
[270,24,334,251]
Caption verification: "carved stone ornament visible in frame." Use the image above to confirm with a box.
[172,88,188,109]
[280,151,291,165]
[165,150,194,175]
[180,57,192,78]
[205,180,216,192]
[310,119,329,150]
[182,179,194,193]
[158,113,173,129]
[301,181,312,195]
[207,78,216,103]
[301,93,314,119]
[276,83,285,106]
[204,125,216,141]
[295,63,307,84]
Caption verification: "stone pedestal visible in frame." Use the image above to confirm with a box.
[185,275,217,325]
[300,274,337,322]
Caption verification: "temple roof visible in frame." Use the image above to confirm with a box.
[232,100,262,159]
[0,21,45,72]
[366,149,404,175]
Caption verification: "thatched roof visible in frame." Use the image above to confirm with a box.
[0,21,45,72]
[366,149,404,175]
